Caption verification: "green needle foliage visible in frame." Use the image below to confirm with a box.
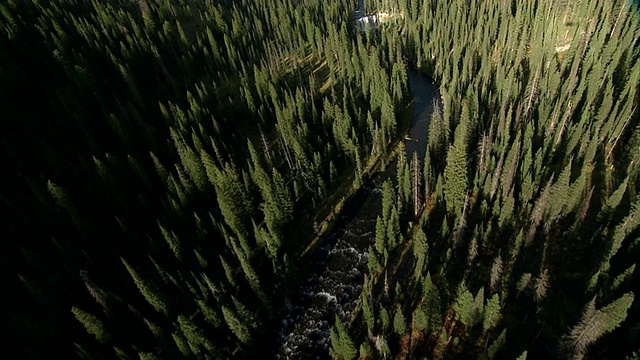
[1,0,639,359]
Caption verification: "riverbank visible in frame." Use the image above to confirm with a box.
[298,98,415,260]
[272,67,440,358]
[298,67,438,259]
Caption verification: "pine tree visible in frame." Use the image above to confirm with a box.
[219,255,237,288]
[454,282,475,327]
[380,306,390,333]
[611,264,635,291]
[489,255,503,293]
[443,124,468,218]
[122,259,168,315]
[203,158,252,240]
[172,329,192,356]
[423,144,433,200]
[482,294,501,332]
[487,328,507,359]
[411,151,422,216]
[381,180,395,222]
[393,305,406,336]
[368,246,382,276]
[428,100,447,161]
[472,287,485,328]
[71,307,110,343]
[197,299,221,328]
[222,306,252,345]
[158,222,182,261]
[396,143,411,209]
[375,216,387,255]
[362,290,375,332]
[330,315,357,360]
[177,314,214,353]
[387,205,401,249]
[413,228,428,279]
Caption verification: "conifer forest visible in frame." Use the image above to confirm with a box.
[2,0,640,358]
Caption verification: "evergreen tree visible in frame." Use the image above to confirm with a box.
[330,315,357,360]
[411,151,422,216]
[380,306,390,333]
[413,228,428,279]
[362,290,375,332]
[443,123,469,218]
[222,306,252,345]
[122,259,168,315]
[393,305,406,336]
[71,307,110,343]
[396,143,411,209]
[482,294,501,332]
[487,328,507,359]
[454,282,475,328]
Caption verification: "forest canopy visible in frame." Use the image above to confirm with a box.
[1,0,639,359]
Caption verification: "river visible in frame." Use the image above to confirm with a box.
[406,68,439,161]
[272,66,439,359]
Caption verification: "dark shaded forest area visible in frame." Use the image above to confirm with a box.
[1,0,639,359]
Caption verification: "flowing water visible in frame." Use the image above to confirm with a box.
[406,68,439,161]
[274,66,439,360]
[275,183,382,359]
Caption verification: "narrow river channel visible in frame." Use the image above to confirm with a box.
[274,68,439,359]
